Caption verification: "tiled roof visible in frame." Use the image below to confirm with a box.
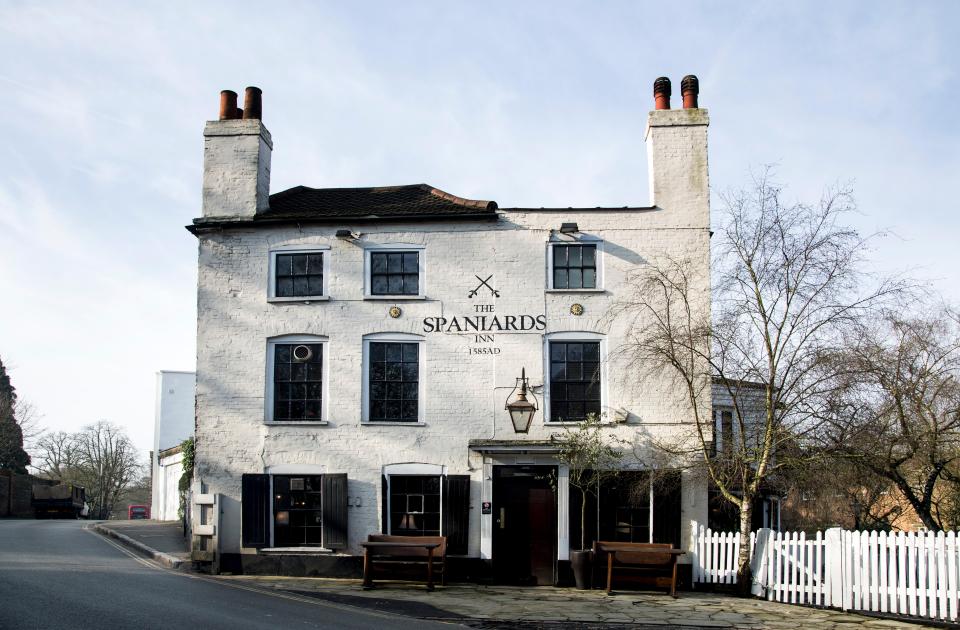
[259,183,498,220]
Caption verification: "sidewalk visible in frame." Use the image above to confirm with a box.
[93,519,189,569]
[226,576,938,629]
[91,524,939,629]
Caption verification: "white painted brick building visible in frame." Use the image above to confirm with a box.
[189,80,712,583]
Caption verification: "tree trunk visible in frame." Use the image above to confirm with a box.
[580,487,588,551]
[735,498,753,595]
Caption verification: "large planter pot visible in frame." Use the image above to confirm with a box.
[570,549,592,590]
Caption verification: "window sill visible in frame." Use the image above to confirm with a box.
[363,295,427,301]
[260,547,334,555]
[266,421,330,426]
[268,296,330,303]
[545,289,606,294]
[361,421,426,427]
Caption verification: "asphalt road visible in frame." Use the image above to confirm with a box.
[0,519,461,630]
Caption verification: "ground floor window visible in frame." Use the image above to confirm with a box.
[273,475,323,547]
[241,473,347,550]
[568,470,681,551]
[379,472,471,555]
[389,475,441,536]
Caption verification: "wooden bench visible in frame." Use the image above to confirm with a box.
[361,535,447,591]
[592,541,684,597]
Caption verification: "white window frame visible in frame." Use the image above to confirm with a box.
[362,332,426,425]
[363,243,426,300]
[542,331,609,425]
[546,237,604,292]
[268,244,331,303]
[265,334,330,424]
[381,463,447,536]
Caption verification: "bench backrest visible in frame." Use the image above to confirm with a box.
[367,534,447,558]
[593,541,674,565]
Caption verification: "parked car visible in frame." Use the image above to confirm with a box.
[128,505,151,520]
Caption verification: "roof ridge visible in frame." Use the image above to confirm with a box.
[423,185,497,210]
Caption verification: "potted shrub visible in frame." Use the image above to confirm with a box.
[553,413,624,589]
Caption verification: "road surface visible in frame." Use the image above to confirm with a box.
[0,519,460,630]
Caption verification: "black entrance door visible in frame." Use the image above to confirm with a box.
[492,465,557,585]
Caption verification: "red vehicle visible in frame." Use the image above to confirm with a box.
[128,505,150,520]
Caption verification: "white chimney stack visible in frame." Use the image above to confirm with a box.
[644,75,710,228]
[201,87,272,220]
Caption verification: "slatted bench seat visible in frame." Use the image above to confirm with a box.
[361,534,447,591]
[592,541,684,597]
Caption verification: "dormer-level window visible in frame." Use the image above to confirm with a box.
[269,246,330,301]
[547,241,602,291]
[364,245,426,299]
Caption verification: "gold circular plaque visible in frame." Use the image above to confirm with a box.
[389,306,402,319]
[570,303,584,316]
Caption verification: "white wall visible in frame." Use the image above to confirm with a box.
[152,371,194,517]
[154,450,184,521]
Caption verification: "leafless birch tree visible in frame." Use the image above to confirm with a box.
[613,171,902,591]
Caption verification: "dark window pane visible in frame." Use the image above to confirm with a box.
[551,362,566,381]
[372,253,388,273]
[402,343,418,362]
[293,277,309,295]
[584,343,600,361]
[401,363,418,382]
[554,246,568,267]
[554,269,568,289]
[274,400,288,420]
[385,401,401,420]
[402,252,418,273]
[568,402,585,420]
[402,382,418,400]
[307,254,323,271]
[385,344,402,362]
[308,276,323,295]
[386,382,402,400]
[276,345,291,363]
[369,381,385,401]
[388,253,403,273]
[291,383,307,400]
[275,363,290,381]
[583,268,596,289]
[305,401,321,419]
[551,345,566,361]
[385,364,401,381]
[290,401,305,418]
[388,275,403,294]
[306,363,322,381]
[292,255,308,275]
[290,363,306,381]
[568,268,582,289]
[566,383,584,401]
[552,402,568,421]
[568,247,582,267]
[401,400,418,420]
[307,383,322,399]
[371,401,385,420]
[404,274,419,294]
[582,246,596,266]
[371,343,385,361]
[583,362,600,382]
[276,254,293,276]
[370,363,385,381]
[371,275,388,294]
[277,278,294,297]
[567,343,583,361]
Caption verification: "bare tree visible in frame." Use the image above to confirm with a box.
[818,307,960,530]
[613,171,902,591]
[34,421,143,519]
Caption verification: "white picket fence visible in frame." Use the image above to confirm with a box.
[691,523,960,623]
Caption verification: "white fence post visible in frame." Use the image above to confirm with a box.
[751,528,772,596]
[825,527,844,610]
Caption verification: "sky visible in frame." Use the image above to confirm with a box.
[1,1,958,459]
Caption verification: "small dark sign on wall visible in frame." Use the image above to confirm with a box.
[481,501,492,515]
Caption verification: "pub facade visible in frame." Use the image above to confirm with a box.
[189,78,712,582]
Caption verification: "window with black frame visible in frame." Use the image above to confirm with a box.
[389,475,441,536]
[600,472,651,544]
[274,252,324,298]
[370,251,419,295]
[549,341,601,422]
[273,343,323,421]
[368,342,419,422]
[552,244,597,289]
[273,475,323,546]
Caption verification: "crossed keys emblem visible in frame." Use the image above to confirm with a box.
[468,275,500,298]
